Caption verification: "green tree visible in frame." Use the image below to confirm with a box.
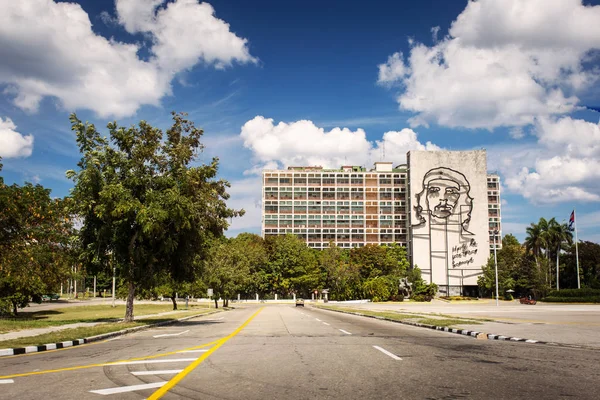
[548,220,573,290]
[67,113,241,321]
[204,238,251,307]
[321,244,360,301]
[264,234,321,298]
[0,165,73,315]
[564,241,600,289]
[233,233,268,298]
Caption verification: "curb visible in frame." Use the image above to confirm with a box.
[315,306,549,345]
[0,310,221,358]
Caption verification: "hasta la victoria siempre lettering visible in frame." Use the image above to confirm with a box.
[452,239,478,268]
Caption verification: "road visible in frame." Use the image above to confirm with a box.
[0,304,598,399]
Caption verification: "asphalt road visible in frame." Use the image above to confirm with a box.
[0,304,598,399]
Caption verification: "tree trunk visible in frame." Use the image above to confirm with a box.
[124,281,135,322]
[214,298,218,308]
[224,298,229,307]
[171,293,178,310]
[12,301,18,316]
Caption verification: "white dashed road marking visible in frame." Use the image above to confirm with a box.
[90,382,166,395]
[0,379,14,384]
[131,370,183,376]
[373,346,402,360]
[110,358,196,366]
[153,330,190,338]
[323,322,330,326]
[339,329,352,335]
[315,318,322,322]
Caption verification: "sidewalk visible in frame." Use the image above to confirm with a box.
[334,299,600,348]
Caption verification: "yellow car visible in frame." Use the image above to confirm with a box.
[295,298,304,307]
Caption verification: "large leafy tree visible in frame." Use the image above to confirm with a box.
[321,244,360,301]
[67,113,242,321]
[203,238,252,308]
[264,234,321,298]
[0,160,73,315]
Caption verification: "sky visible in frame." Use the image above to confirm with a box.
[1,0,600,243]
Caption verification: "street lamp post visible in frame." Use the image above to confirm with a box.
[493,230,499,307]
[113,266,117,307]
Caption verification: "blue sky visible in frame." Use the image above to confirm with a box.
[1,0,600,243]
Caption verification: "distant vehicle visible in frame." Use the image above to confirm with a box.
[42,293,60,301]
[519,297,536,305]
[295,298,304,307]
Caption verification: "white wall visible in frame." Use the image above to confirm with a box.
[408,150,490,294]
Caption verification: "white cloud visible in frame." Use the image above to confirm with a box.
[240,116,440,172]
[0,117,34,158]
[378,0,600,130]
[378,0,600,206]
[116,0,257,72]
[0,0,255,118]
[509,127,525,139]
[377,52,407,85]
[500,117,600,203]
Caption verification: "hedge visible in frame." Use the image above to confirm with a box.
[545,288,600,298]
[542,296,600,303]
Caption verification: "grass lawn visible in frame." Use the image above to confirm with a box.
[317,305,482,328]
[0,308,216,349]
[0,303,211,334]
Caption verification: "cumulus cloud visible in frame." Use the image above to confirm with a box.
[116,0,256,72]
[0,0,255,118]
[378,0,600,130]
[0,117,34,158]
[240,116,440,172]
[378,0,600,206]
[502,117,600,203]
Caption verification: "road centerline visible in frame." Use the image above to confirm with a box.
[147,307,264,400]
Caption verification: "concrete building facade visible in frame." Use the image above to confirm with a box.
[261,150,501,295]
[262,162,409,248]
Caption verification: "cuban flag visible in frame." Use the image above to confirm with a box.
[568,210,575,231]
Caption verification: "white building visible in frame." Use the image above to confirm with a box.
[408,150,499,296]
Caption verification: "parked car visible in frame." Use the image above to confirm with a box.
[295,298,304,307]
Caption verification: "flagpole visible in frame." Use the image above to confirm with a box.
[575,208,580,289]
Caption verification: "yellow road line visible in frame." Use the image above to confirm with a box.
[147,307,263,400]
[0,339,221,379]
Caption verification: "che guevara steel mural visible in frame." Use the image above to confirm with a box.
[413,167,478,270]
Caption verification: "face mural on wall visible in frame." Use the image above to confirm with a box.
[413,167,474,236]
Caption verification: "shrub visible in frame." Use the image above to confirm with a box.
[411,294,433,302]
[542,296,600,303]
[546,289,600,298]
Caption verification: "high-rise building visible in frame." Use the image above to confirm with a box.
[263,162,409,248]
[261,150,501,295]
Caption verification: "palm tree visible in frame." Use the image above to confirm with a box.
[525,220,545,276]
[548,221,573,290]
